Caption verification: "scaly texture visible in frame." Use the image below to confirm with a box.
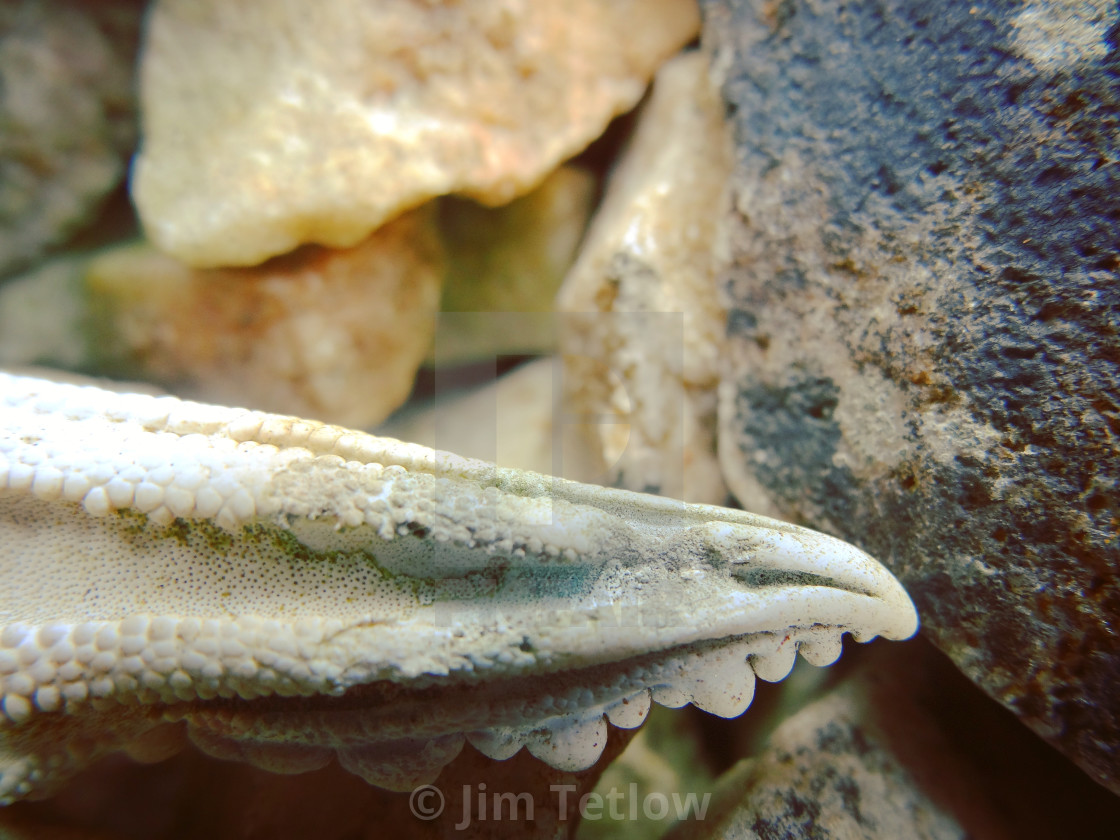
[0,372,916,803]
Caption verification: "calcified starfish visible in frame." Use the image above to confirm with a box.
[0,371,917,804]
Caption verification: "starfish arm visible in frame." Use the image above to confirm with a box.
[0,371,917,800]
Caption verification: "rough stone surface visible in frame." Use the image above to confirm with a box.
[666,669,968,838]
[664,640,1120,840]
[0,0,141,278]
[132,0,699,268]
[702,0,1120,793]
[83,207,444,426]
[557,50,733,505]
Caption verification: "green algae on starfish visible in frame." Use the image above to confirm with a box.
[0,371,917,804]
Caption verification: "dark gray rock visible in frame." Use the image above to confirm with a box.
[702,0,1120,794]
[672,697,969,840]
[664,646,974,840]
[0,0,142,278]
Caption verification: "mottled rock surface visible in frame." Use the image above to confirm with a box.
[133,0,699,267]
[666,669,969,838]
[0,0,141,278]
[664,640,1120,840]
[82,208,444,426]
[702,0,1120,793]
[557,50,732,505]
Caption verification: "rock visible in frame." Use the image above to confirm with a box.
[0,0,141,278]
[379,357,608,483]
[557,50,733,504]
[2,159,598,422]
[132,0,700,268]
[702,0,1120,793]
[433,166,598,365]
[80,207,444,427]
[663,640,1120,840]
[666,670,969,838]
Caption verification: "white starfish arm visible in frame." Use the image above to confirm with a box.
[0,371,917,801]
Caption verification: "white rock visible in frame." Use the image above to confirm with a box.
[557,51,734,505]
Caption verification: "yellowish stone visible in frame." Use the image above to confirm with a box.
[556,51,733,504]
[85,208,444,427]
[133,0,700,268]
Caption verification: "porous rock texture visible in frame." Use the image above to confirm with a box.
[557,50,732,505]
[701,0,1120,794]
[0,0,141,278]
[132,0,699,268]
[84,207,444,427]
